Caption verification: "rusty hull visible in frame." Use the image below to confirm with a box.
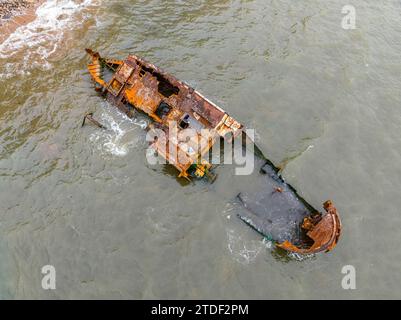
[85,49,341,255]
[277,200,341,254]
[85,48,241,180]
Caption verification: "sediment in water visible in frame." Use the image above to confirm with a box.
[0,0,46,44]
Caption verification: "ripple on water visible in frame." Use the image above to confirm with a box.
[226,228,265,265]
[88,103,148,157]
[0,0,100,79]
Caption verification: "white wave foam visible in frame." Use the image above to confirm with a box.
[88,105,148,157]
[0,0,98,75]
[287,252,315,261]
[227,229,263,265]
[90,113,129,156]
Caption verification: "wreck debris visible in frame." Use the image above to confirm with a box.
[273,187,283,193]
[84,49,341,255]
[235,160,341,255]
[277,200,341,254]
[81,112,106,129]
[85,48,242,180]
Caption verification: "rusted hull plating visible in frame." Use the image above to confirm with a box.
[85,49,341,255]
[234,159,341,254]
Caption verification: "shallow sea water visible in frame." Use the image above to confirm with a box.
[1,0,401,299]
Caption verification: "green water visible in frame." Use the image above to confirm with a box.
[1,0,401,299]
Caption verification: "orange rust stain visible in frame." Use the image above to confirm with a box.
[277,200,341,254]
[125,81,161,119]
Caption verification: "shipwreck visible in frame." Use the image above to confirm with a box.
[84,49,341,255]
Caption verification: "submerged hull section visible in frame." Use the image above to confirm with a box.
[84,49,341,255]
[236,162,314,244]
[232,151,341,254]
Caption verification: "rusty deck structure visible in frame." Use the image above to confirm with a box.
[84,49,341,255]
[85,48,241,180]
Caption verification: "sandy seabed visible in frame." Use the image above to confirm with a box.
[0,0,46,44]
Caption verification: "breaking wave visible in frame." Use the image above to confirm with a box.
[0,0,100,77]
